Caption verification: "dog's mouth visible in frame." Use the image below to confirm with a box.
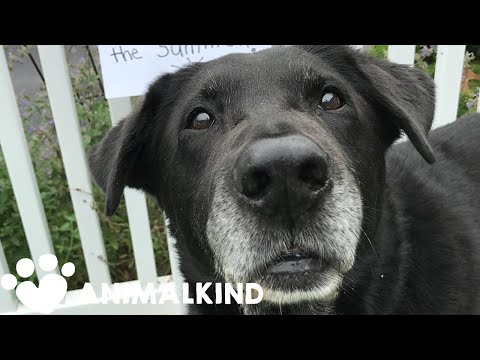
[249,247,339,296]
[241,246,344,305]
[265,248,327,275]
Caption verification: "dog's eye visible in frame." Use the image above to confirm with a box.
[318,90,344,111]
[187,109,214,130]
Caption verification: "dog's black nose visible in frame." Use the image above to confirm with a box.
[233,135,330,217]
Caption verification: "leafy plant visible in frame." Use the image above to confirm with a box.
[367,45,388,59]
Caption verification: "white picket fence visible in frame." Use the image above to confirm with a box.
[0,45,478,315]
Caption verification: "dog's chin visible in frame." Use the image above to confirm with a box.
[259,271,342,303]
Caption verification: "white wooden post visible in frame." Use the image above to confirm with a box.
[433,45,466,129]
[388,45,416,66]
[107,97,158,287]
[0,45,56,279]
[477,90,480,113]
[387,45,417,144]
[107,98,185,311]
[164,217,186,314]
[37,45,111,289]
[0,240,18,313]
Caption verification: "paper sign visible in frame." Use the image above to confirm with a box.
[98,45,272,99]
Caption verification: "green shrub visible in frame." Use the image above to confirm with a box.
[367,45,388,59]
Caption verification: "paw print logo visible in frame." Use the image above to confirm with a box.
[1,254,75,314]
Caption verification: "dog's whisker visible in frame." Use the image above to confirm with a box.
[360,226,379,264]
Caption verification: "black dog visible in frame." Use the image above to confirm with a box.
[89,45,480,314]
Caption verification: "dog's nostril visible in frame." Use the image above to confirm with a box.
[298,160,328,190]
[242,169,271,199]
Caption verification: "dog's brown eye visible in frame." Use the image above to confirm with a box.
[188,110,214,130]
[319,91,344,111]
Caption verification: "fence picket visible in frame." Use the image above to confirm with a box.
[0,239,18,313]
[164,217,185,314]
[388,45,416,66]
[107,97,158,286]
[0,45,57,279]
[478,91,480,113]
[37,45,111,289]
[433,45,466,129]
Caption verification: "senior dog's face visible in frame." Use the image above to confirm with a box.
[89,45,435,313]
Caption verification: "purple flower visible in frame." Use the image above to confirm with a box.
[420,46,428,58]
[420,45,434,59]
[47,119,55,127]
[466,101,473,110]
[20,98,29,108]
[19,99,30,118]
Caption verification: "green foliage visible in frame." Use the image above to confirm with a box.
[467,45,480,59]
[367,45,388,59]
[0,46,169,290]
[471,62,480,74]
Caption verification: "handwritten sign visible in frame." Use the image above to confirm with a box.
[98,45,272,99]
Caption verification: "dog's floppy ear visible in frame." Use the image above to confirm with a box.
[88,73,176,216]
[355,52,436,164]
[89,65,200,216]
[88,105,156,216]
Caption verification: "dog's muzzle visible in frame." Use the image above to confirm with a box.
[207,132,363,305]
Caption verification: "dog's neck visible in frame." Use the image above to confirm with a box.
[334,183,413,315]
